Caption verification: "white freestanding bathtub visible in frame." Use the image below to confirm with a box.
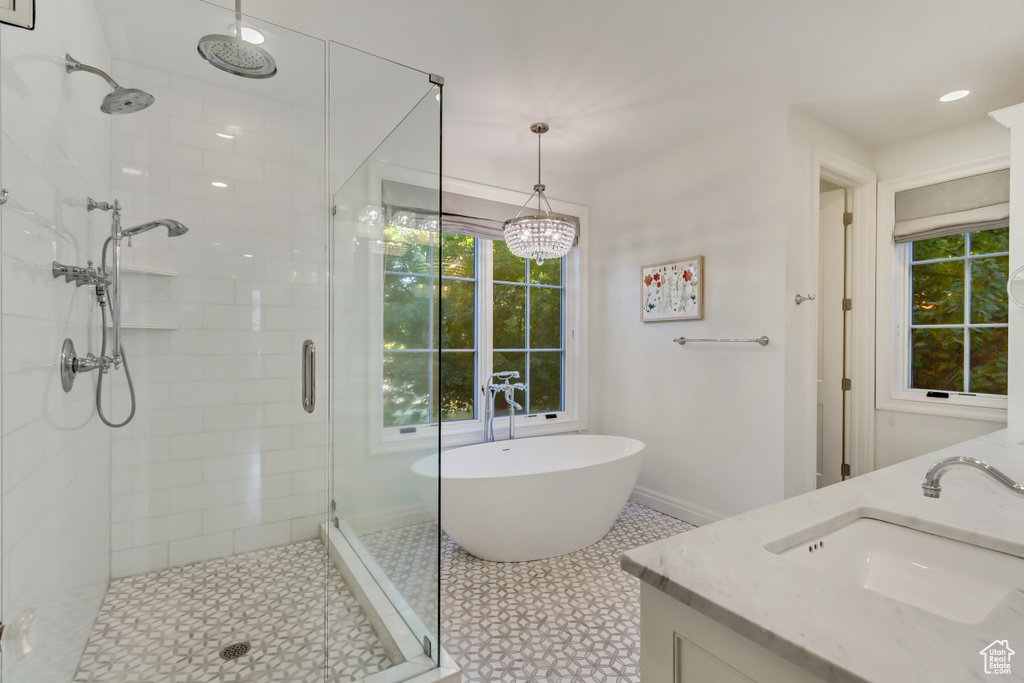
[412,434,644,562]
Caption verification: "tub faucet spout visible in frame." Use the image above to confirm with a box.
[483,371,521,442]
[506,383,527,439]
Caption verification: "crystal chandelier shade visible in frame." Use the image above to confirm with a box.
[504,214,576,263]
[503,123,575,264]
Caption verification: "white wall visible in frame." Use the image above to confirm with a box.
[872,120,1009,468]
[784,109,875,496]
[1,2,112,680]
[590,110,789,524]
[874,120,1009,180]
[991,105,1024,439]
[105,53,328,578]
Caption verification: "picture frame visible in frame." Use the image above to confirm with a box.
[641,255,703,322]
[0,0,34,29]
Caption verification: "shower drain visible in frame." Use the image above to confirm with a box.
[219,641,251,661]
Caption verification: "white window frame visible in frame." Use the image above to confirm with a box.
[367,171,589,454]
[876,156,1009,422]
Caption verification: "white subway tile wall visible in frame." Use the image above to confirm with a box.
[107,60,327,578]
[1,1,113,681]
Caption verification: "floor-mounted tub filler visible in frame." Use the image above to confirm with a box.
[413,434,644,562]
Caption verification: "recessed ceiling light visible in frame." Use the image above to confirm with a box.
[211,181,228,188]
[240,26,264,44]
[939,90,970,102]
[243,253,254,258]
[121,167,143,176]
[216,132,235,139]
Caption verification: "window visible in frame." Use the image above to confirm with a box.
[879,165,1010,419]
[380,228,479,428]
[491,240,564,416]
[906,227,1008,396]
[380,225,575,439]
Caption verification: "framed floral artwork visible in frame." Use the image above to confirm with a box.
[641,255,703,322]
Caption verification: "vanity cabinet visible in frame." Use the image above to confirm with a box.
[640,584,823,683]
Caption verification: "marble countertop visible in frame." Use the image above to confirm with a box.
[621,430,1024,683]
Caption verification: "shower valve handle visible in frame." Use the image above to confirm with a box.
[52,260,108,287]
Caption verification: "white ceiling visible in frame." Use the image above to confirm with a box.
[131,0,1024,183]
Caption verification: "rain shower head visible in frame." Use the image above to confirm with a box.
[197,0,276,79]
[65,54,155,114]
[122,219,189,239]
[198,34,277,79]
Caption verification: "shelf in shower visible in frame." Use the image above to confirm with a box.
[119,265,178,277]
[103,322,180,330]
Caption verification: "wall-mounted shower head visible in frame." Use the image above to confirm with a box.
[122,219,189,239]
[197,0,277,79]
[65,54,155,114]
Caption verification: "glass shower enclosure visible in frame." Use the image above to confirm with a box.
[0,0,442,681]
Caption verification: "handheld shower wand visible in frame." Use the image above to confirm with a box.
[54,198,189,427]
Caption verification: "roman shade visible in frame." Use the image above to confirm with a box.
[382,179,580,242]
[893,169,1009,243]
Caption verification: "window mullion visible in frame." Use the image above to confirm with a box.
[524,260,531,415]
[905,244,915,391]
[479,240,494,423]
[964,237,972,393]
[430,232,438,424]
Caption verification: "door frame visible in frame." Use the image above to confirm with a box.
[815,148,877,478]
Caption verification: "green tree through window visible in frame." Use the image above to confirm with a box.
[382,230,566,429]
[909,226,1008,395]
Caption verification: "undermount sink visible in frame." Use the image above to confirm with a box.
[774,517,1024,623]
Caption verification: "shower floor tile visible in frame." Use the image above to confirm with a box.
[73,539,390,683]
[442,503,696,683]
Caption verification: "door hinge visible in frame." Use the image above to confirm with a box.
[842,378,851,391]
[843,211,853,226]
[841,463,851,477]
[422,635,433,658]
[842,298,852,311]
[331,205,337,216]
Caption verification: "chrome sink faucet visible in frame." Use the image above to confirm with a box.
[922,456,1024,498]
[482,371,528,442]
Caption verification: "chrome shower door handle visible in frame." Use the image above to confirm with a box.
[302,340,315,413]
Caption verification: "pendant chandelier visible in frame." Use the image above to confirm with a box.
[503,122,576,264]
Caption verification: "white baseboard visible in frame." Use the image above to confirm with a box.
[629,485,726,527]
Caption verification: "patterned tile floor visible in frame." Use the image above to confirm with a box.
[359,522,441,639]
[442,503,696,683]
[70,504,692,683]
[73,539,391,683]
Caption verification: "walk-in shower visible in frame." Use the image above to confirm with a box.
[1,0,443,681]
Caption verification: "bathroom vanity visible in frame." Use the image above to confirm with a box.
[622,430,1024,682]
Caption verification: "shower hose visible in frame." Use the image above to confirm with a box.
[97,236,137,428]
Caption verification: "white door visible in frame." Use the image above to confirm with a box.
[817,189,847,487]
